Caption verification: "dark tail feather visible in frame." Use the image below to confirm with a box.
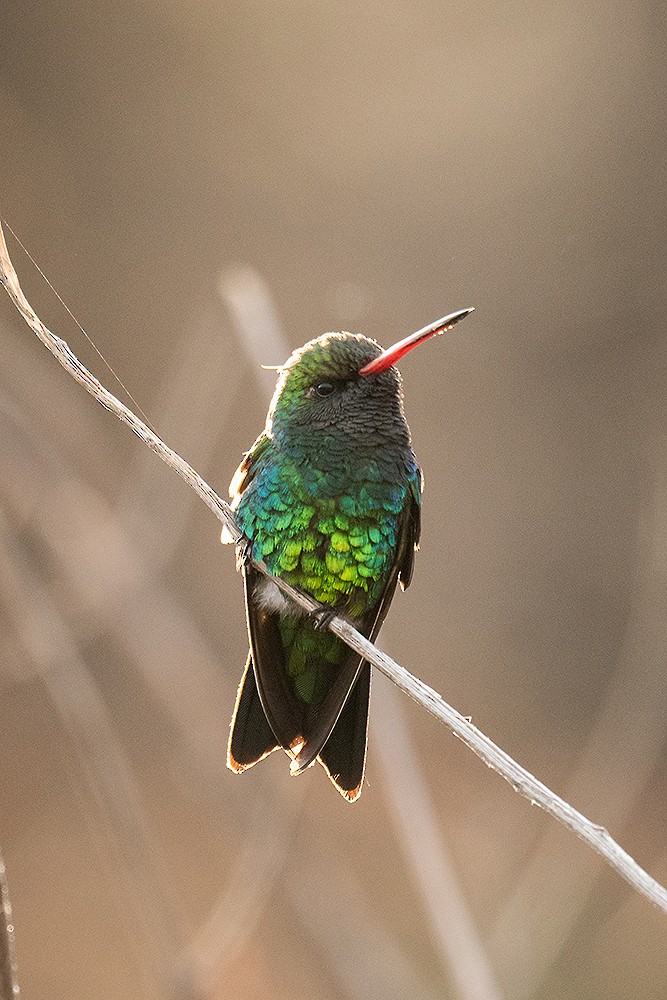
[228,655,280,771]
[317,664,371,802]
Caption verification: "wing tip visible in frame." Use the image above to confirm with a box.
[288,740,365,801]
[227,743,281,773]
[317,755,364,802]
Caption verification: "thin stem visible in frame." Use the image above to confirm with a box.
[2,220,667,915]
[0,851,19,1000]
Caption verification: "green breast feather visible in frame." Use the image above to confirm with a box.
[232,434,420,704]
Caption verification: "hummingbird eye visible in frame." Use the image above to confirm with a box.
[314,381,336,398]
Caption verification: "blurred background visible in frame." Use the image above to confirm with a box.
[1,1,666,998]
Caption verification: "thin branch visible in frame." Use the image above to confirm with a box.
[2,221,667,916]
[0,851,19,1000]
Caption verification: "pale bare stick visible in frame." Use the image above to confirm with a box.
[0,851,19,1000]
[0,224,241,545]
[2,221,667,915]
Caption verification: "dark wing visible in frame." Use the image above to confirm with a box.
[228,431,306,753]
[396,465,422,591]
[316,663,370,800]
[294,468,423,795]
[227,653,280,770]
[242,562,304,752]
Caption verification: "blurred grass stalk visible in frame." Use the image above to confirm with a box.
[0,851,18,1000]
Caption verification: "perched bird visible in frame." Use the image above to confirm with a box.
[224,307,473,801]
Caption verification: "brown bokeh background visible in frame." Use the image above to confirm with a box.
[1,2,666,998]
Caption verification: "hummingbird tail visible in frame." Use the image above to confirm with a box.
[317,663,371,802]
[227,655,280,771]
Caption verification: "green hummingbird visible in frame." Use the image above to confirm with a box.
[224,307,473,801]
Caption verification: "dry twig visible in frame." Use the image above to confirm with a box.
[0,852,18,1000]
[2,220,666,915]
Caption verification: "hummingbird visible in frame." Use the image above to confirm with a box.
[223,307,474,801]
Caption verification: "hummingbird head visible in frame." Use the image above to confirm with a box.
[266,308,474,452]
[267,332,406,448]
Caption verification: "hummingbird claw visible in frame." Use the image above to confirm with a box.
[236,536,253,568]
[310,606,337,631]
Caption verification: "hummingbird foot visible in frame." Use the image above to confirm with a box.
[236,536,253,568]
[309,606,337,631]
